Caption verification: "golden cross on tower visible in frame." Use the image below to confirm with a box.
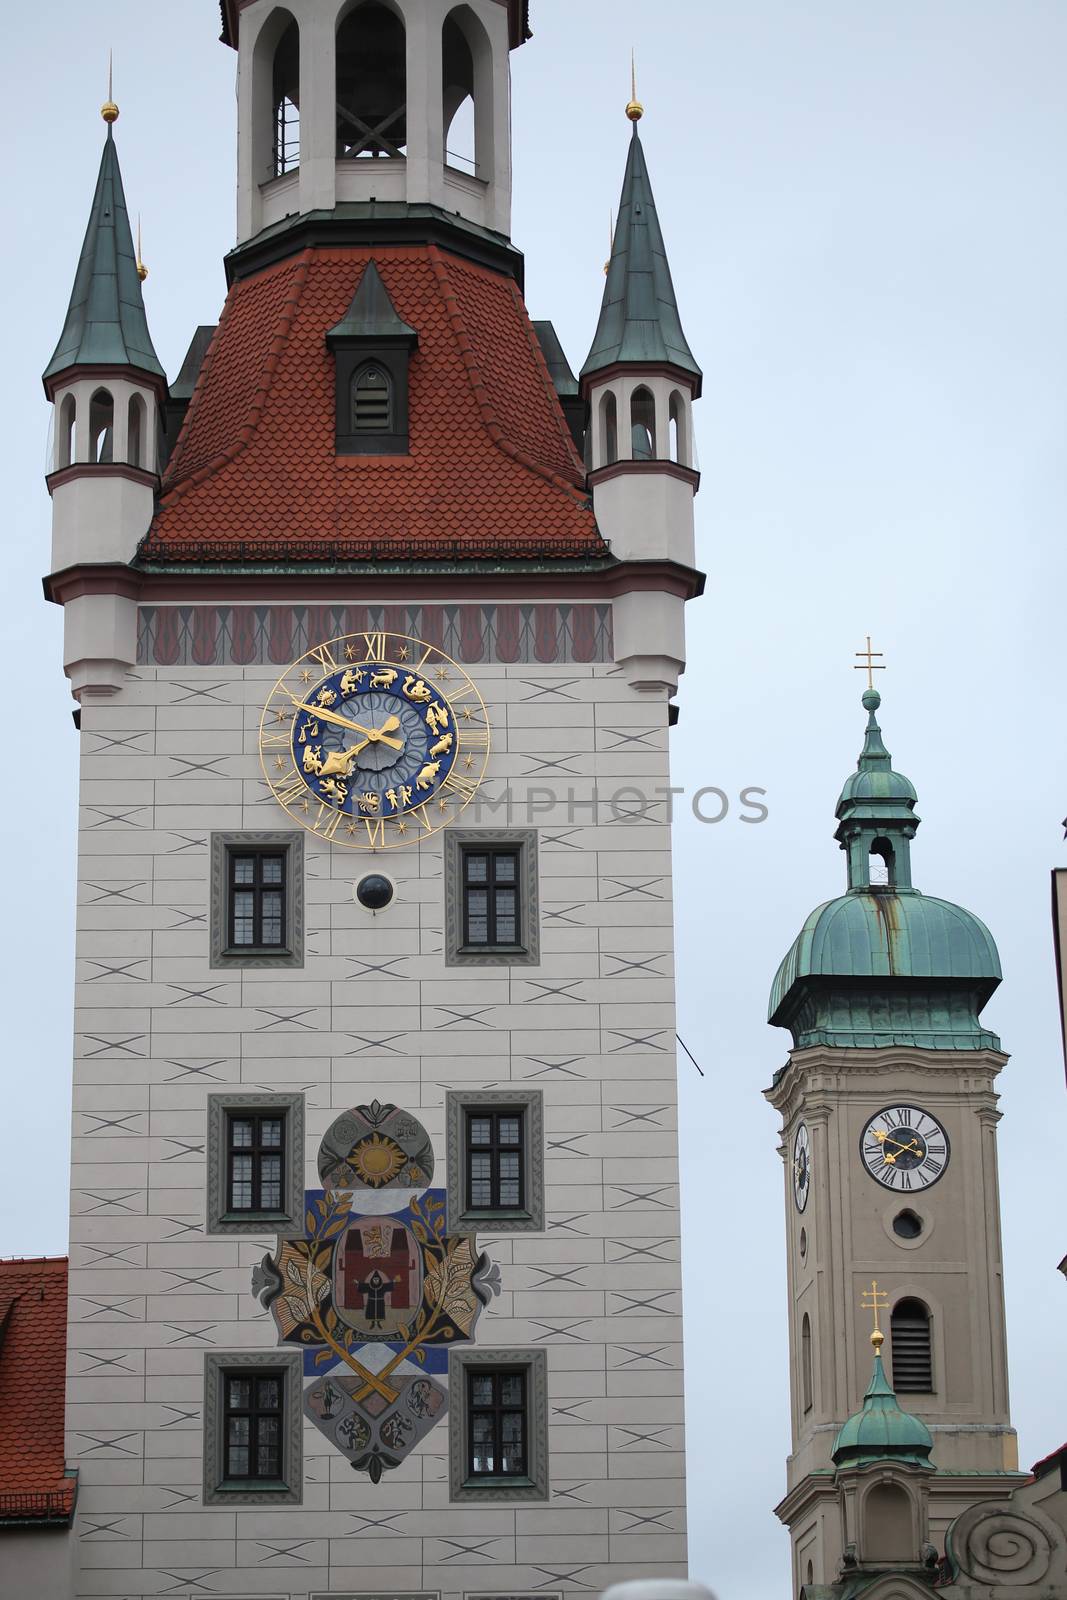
[854,634,886,691]
[861,1279,889,1349]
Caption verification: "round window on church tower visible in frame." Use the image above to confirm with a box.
[893,1208,923,1240]
[799,1227,807,1260]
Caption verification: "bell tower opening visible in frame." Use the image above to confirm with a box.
[336,1,407,161]
[272,16,300,176]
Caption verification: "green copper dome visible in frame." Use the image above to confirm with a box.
[769,689,1002,1051]
[832,1340,934,1471]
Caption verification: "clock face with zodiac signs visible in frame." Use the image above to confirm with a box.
[259,631,490,849]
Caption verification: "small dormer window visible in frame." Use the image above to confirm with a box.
[352,365,392,433]
[326,260,418,456]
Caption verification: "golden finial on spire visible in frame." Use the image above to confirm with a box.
[102,49,119,124]
[626,50,643,122]
[854,634,886,692]
[136,215,148,284]
[861,1280,890,1350]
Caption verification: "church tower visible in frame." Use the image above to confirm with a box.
[766,684,1022,1595]
[39,7,702,1597]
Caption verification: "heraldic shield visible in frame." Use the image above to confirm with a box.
[251,1100,498,1481]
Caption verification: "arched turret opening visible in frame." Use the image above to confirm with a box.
[89,389,114,464]
[600,391,618,467]
[669,389,689,466]
[272,17,300,175]
[127,394,147,470]
[58,394,76,469]
[868,836,895,887]
[862,1481,914,1563]
[630,386,656,460]
[442,7,493,180]
[251,9,300,186]
[336,1,407,160]
[801,1313,813,1413]
[891,1298,933,1393]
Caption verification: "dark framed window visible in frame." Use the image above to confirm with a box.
[448,1348,547,1501]
[229,849,286,949]
[206,1092,304,1235]
[466,1108,524,1212]
[467,1367,527,1480]
[227,1112,285,1215]
[446,1089,543,1234]
[204,1350,302,1504]
[211,833,303,969]
[462,846,521,949]
[891,1297,933,1392]
[351,364,393,432]
[222,1368,285,1485]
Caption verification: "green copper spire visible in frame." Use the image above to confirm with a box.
[769,688,1002,1050]
[581,122,701,388]
[43,126,164,391]
[832,1335,934,1471]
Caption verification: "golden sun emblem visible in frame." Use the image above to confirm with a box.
[351,1133,407,1187]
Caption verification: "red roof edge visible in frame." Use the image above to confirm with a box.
[0,1258,76,1526]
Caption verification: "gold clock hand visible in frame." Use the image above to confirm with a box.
[287,694,405,751]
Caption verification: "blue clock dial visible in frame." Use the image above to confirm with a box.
[260,633,491,850]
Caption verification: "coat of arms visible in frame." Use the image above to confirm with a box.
[252,1100,497,1481]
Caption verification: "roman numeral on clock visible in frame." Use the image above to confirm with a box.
[309,643,338,673]
[314,805,345,842]
[275,773,308,809]
[261,729,290,749]
[460,727,490,752]
[363,633,386,662]
[442,770,478,804]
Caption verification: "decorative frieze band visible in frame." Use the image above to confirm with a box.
[136,603,613,667]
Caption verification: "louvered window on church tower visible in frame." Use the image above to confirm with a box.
[351,365,392,433]
[891,1298,933,1392]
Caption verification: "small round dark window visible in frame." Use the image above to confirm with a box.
[355,873,394,911]
[892,1208,923,1240]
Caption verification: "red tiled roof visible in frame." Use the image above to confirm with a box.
[0,1258,76,1522]
[141,246,605,564]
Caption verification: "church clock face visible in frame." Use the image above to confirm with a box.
[259,631,490,849]
[792,1122,811,1212]
[860,1104,950,1192]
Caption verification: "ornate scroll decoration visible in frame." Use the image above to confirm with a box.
[947,1502,1063,1588]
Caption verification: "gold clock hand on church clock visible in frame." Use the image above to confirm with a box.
[287,694,405,751]
[873,1130,923,1158]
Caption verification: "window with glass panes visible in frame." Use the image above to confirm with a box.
[466,1108,524,1211]
[462,847,521,948]
[467,1368,527,1478]
[227,1112,285,1214]
[228,850,286,949]
[222,1369,284,1483]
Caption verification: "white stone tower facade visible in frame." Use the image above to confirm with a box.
[39,6,704,1598]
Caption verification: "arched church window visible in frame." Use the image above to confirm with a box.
[630,386,656,459]
[272,17,300,175]
[336,2,407,160]
[58,394,76,469]
[891,1298,933,1392]
[801,1313,813,1412]
[862,1482,914,1563]
[89,389,114,464]
[351,365,393,434]
[600,391,618,466]
[127,394,146,470]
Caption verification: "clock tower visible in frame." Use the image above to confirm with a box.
[766,685,1023,1595]
[39,4,701,1597]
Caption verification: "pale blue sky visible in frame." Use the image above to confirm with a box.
[3,4,1066,1596]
